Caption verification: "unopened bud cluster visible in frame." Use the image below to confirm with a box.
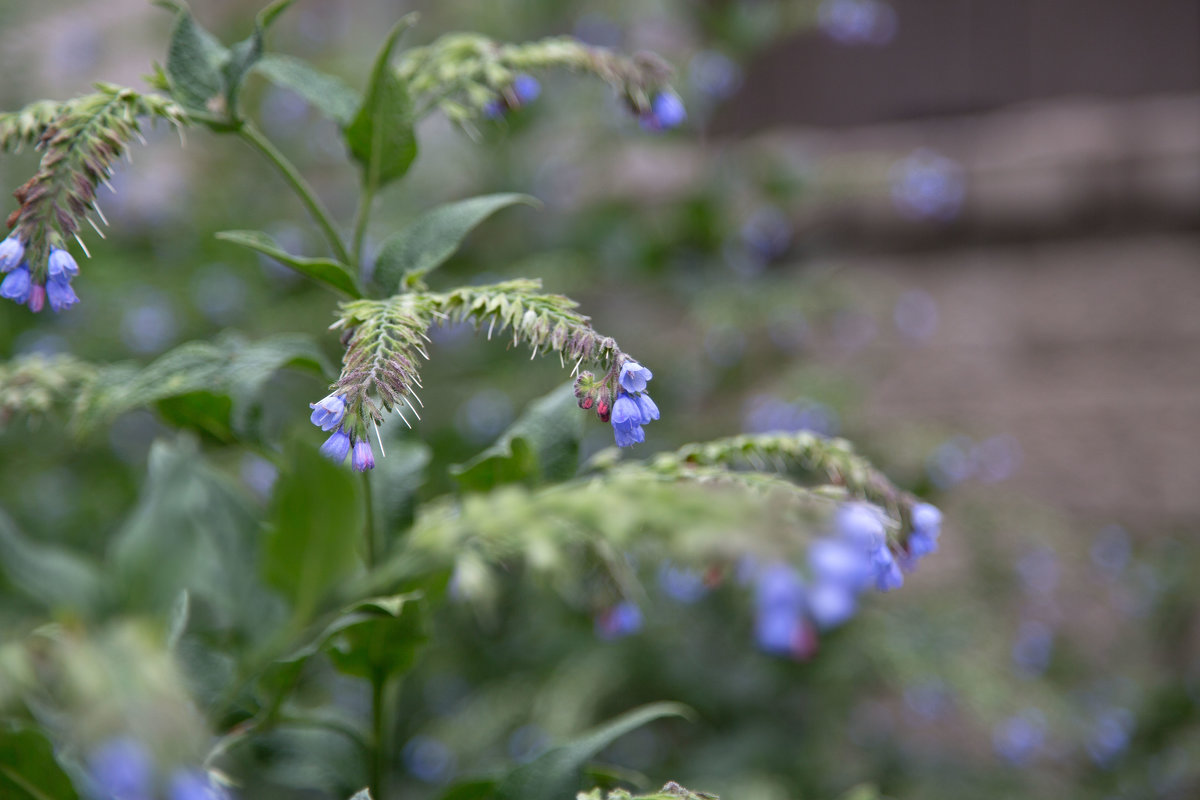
[574,355,660,447]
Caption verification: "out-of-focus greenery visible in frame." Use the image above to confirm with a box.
[1,2,1197,800]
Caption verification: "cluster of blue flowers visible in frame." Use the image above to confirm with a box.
[310,392,376,471]
[611,359,660,447]
[484,74,541,118]
[88,737,228,800]
[0,235,81,313]
[595,600,643,639]
[752,500,942,659]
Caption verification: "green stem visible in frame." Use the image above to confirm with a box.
[352,183,377,272]
[370,671,388,799]
[237,122,353,265]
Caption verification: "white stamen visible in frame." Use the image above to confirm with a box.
[487,318,495,340]
[571,356,584,376]
[530,345,538,360]
[403,395,421,420]
[87,217,106,239]
[395,406,412,429]
[93,203,109,226]
[73,234,91,258]
[372,419,386,457]
[133,129,147,146]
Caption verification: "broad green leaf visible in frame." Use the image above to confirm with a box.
[263,440,363,623]
[373,194,539,294]
[325,593,428,681]
[160,2,229,112]
[436,779,499,800]
[0,510,102,614]
[0,723,79,800]
[72,332,329,436]
[216,230,361,297]
[344,17,418,189]
[110,438,271,635]
[255,54,361,126]
[496,704,691,800]
[451,383,583,492]
[223,0,297,112]
[369,426,431,545]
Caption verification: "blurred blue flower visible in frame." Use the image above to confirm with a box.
[403,736,456,784]
[890,148,966,221]
[808,580,857,629]
[808,538,873,590]
[872,545,904,592]
[47,276,79,312]
[513,74,541,104]
[618,360,653,393]
[167,769,226,800]
[0,234,25,271]
[87,737,153,800]
[351,438,375,472]
[48,247,79,281]
[835,503,886,550]
[1086,708,1133,767]
[1011,620,1054,676]
[596,601,643,639]
[320,428,351,463]
[308,393,347,431]
[658,563,708,604]
[640,91,686,131]
[1016,546,1058,598]
[1091,525,1131,578]
[121,292,179,354]
[818,0,898,45]
[0,264,32,304]
[740,206,792,262]
[689,50,743,100]
[992,709,1047,766]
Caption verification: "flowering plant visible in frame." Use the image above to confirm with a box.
[0,4,940,800]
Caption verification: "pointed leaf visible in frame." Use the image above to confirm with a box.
[374,194,540,294]
[0,723,79,800]
[496,704,691,800]
[160,3,229,112]
[451,383,583,492]
[344,17,418,188]
[223,0,298,112]
[263,439,363,623]
[216,230,361,296]
[255,54,361,126]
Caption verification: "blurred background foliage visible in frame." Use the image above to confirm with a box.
[1,1,1198,799]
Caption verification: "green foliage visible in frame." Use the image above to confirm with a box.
[452,383,583,492]
[0,723,79,800]
[0,99,64,152]
[254,54,361,126]
[344,17,419,190]
[161,1,228,112]
[0,511,102,615]
[72,332,329,439]
[264,440,364,624]
[0,354,97,430]
[216,230,361,297]
[374,193,540,293]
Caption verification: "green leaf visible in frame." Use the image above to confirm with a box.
[255,54,361,126]
[110,438,273,634]
[263,439,363,623]
[373,194,540,294]
[437,779,500,800]
[0,510,102,614]
[160,2,229,112]
[325,593,427,681]
[451,383,583,492]
[216,230,361,297]
[73,332,329,436]
[370,428,431,541]
[496,704,691,800]
[344,16,418,189]
[223,0,297,112]
[0,723,79,800]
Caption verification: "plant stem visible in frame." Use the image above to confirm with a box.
[237,122,353,265]
[352,183,377,272]
[370,671,388,799]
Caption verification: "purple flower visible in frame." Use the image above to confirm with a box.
[1086,708,1133,767]
[992,709,1046,766]
[834,502,885,550]
[167,769,227,800]
[596,601,642,639]
[872,545,904,591]
[27,282,45,313]
[46,276,79,312]
[403,736,457,784]
[319,428,351,463]
[808,538,873,590]
[657,563,707,604]
[0,264,31,304]
[512,74,541,104]
[612,420,645,447]
[351,438,375,471]
[618,360,653,393]
[911,502,942,535]
[88,737,153,800]
[308,393,347,431]
[1011,620,1054,676]
[808,580,858,629]
[611,391,646,447]
[0,234,24,272]
[634,392,659,423]
[755,562,805,611]
[48,247,80,281]
[640,90,686,131]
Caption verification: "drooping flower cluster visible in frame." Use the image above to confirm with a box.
[638,90,687,131]
[310,392,377,472]
[87,737,229,800]
[750,499,943,660]
[574,356,660,448]
[0,236,80,312]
